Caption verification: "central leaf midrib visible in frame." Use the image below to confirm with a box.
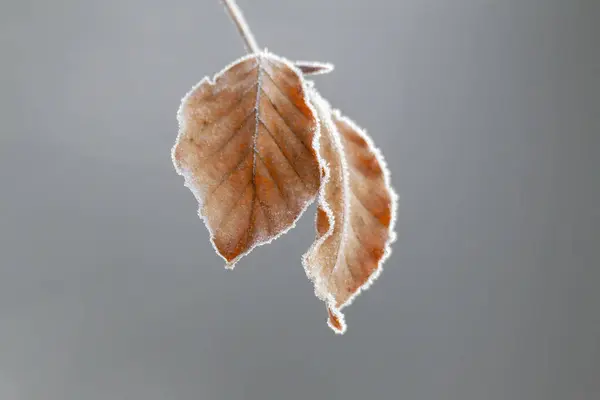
[245,55,264,240]
[251,57,264,184]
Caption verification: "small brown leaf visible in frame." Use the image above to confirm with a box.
[173,51,322,268]
[303,91,397,334]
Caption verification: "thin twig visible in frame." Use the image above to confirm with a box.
[221,0,260,54]
[220,0,334,76]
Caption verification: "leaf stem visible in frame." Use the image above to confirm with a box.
[219,0,334,76]
[221,0,260,54]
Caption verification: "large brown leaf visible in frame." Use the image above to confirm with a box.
[172,52,322,268]
[303,91,397,334]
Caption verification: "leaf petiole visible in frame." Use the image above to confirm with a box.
[220,0,334,76]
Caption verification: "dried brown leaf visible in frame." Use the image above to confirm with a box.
[172,52,322,268]
[303,91,397,334]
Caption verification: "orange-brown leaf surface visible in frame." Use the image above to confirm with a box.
[303,92,397,334]
[172,52,321,268]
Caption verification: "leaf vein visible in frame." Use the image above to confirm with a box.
[258,118,308,191]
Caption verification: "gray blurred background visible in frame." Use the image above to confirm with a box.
[1,0,599,399]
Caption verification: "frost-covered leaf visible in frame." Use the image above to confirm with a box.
[303,91,397,334]
[172,51,322,268]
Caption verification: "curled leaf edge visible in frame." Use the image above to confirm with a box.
[302,91,399,334]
